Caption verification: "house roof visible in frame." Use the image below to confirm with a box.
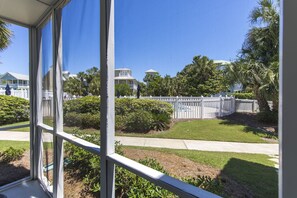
[0,0,60,26]
[0,72,29,81]
[213,60,231,65]
[145,69,158,73]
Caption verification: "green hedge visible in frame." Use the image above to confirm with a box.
[64,112,100,129]
[0,95,30,126]
[232,92,255,99]
[63,97,173,132]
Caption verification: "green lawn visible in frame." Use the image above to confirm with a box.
[118,119,275,143]
[129,146,278,198]
[0,121,30,132]
[0,140,30,151]
[2,119,276,143]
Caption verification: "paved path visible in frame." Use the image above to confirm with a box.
[0,131,278,155]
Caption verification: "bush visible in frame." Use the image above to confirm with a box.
[0,95,30,126]
[64,112,100,129]
[232,92,255,99]
[115,98,173,117]
[256,110,278,124]
[183,176,224,196]
[124,111,153,132]
[0,147,25,163]
[64,97,173,132]
[63,96,100,114]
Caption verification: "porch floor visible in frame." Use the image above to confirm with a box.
[0,180,50,198]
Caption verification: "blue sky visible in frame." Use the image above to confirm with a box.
[0,0,258,81]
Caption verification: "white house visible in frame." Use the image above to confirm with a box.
[114,68,138,91]
[0,72,29,89]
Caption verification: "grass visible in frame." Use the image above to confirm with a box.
[118,119,274,143]
[0,121,30,132]
[0,140,30,151]
[2,118,275,143]
[128,146,278,198]
[0,140,53,152]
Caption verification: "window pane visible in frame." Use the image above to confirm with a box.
[41,130,54,193]
[114,0,278,197]
[41,19,54,126]
[61,0,100,144]
[0,22,31,186]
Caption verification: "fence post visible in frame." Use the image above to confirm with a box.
[219,95,223,117]
[200,96,204,119]
[175,96,179,119]
[252,100,256,113]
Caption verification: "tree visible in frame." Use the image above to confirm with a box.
[115,84,132,96]
[0,20,12,51]
[64,67,100,96]
[176,56,226,96]
[227,0,279,112]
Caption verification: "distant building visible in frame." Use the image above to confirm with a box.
[0,72,29,89]
[115,68,137,91]
[145,69,158,76]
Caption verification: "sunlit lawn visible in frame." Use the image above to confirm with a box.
[129,146,278,198]
[118,119,276,143]
[1,119,277,143]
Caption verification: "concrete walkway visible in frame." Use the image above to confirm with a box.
[0,131,278,155]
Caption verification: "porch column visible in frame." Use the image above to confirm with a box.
[53,7,64,198]
[100,0,115,197]
[279,1,297,197]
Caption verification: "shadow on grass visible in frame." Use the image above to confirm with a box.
[218,118,278,139]
[0,163,30,186]
[221,158,278,198]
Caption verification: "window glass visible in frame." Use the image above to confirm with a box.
[41,19,54,126]
[0,22,30,186]
[114,0,278,197]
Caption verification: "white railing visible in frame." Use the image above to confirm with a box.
[0,88,30,100]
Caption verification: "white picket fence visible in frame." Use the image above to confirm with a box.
[0,88,30,100]
[140,96,236,119]
[120,96,264,119]
[5,91,264,119]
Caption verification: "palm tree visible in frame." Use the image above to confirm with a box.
[227,0,279,112]
[0,20,12,51]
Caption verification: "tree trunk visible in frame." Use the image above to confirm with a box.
[255,88,270,112]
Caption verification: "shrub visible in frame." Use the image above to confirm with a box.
[256,110,278,124]
[0,147,25,163]
[63,96,100,114]
[115,98,173,117]
[64,97,173,132]
[115,115,127,131]
[64,112,100,129]
[232,92,255,99]
[152,113,171,131]
[0,95,30,126]
[183,176,224,196]
[124,111,153,132]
